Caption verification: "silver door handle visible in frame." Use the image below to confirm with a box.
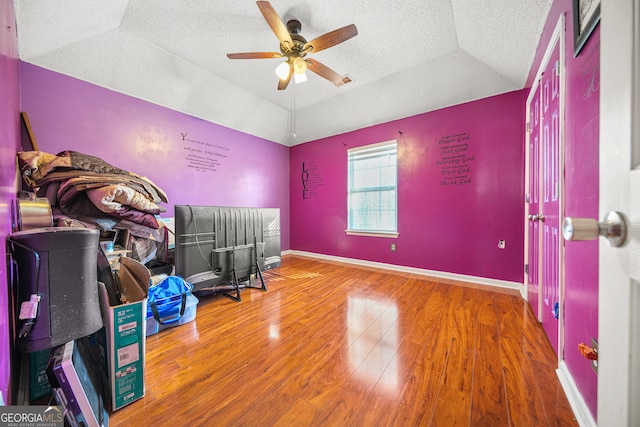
[528,214,539,221]
[562,211,627,247]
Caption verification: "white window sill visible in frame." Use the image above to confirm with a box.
[345,230,399,238]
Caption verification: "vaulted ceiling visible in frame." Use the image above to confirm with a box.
[14,1,552,145]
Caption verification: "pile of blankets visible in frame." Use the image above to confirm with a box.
[18,150,169,247]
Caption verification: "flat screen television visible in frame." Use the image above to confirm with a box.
[47,337,109,427]
[174,206,281,293]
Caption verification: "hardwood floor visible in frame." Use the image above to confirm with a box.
[109,255,577,426]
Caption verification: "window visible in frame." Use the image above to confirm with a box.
[347,140,398,236]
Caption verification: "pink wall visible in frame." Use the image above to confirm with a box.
[0,0,20,403]
[527,1,600,419]
[18,63,291,250]
[290,90,526,283]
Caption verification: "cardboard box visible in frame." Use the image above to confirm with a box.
[29,349,52,401]
[98,257,150,411]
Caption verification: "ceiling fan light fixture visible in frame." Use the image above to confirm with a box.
[293,57,307,74]
[294,72,307,84]
[275,61,290,80]
[227,2,358,91]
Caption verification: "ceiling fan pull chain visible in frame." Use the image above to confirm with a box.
[290,83,297,137]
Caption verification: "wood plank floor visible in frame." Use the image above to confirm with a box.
[109,255,578,426]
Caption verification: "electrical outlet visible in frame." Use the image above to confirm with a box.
[498,240,506,249]
[390,243,396,252]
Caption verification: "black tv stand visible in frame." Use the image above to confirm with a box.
[223,246,242,302]
[223,241,267,302]
[187,243,267,302]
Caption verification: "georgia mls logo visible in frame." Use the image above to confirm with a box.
[43,406,62,416]
[0,405,64,426]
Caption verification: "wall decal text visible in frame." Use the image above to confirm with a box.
[302,161,323,199]
[180,133,229,173]
[436,133,476,186]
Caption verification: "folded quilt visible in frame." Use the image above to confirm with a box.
[86,185,164,214]
[18,150,168,203]
[20,150,131,183]
[17,150,168,231]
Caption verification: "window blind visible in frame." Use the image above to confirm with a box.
[347,140,397,233]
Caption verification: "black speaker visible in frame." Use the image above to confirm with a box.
[9,227,103,352]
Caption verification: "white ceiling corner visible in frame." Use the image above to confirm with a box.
[13,0,553,146]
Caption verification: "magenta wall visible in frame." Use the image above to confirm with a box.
[527,1,600,419]
[290,90,526,283]
[0,0,20,403]
[19,63,290,250]
[6,0,599,417]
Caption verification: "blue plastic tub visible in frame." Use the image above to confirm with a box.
[146,277,199,336]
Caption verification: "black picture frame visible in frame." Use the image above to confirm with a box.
[572,0,601,57]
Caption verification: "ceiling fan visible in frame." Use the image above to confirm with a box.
[227,1,358,90]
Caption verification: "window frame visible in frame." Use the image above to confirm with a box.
[345,139,399,238]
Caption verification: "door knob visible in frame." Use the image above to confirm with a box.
[562,211,627,247]
[527,214,546,222]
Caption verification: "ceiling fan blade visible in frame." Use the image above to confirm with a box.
[306,59,347,86]
[227,52,283,59]
[257,1,293,47]
[277,64,293,90]
[305,24,358,54]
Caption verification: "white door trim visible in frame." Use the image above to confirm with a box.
[598,0,638,424]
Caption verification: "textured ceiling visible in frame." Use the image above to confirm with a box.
[14,0,552,146]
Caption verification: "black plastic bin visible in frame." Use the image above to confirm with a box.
[9,227,103,352]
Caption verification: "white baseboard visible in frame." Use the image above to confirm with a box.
[282,250,524,296]
[556,361,597,427]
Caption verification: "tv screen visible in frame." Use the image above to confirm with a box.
[174,206,281,292]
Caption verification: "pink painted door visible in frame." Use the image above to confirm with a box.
[540,43,561,355]
[526,35,562,356]
[526,83,541,320]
